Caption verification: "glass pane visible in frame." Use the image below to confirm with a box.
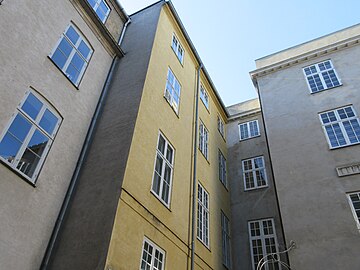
[8,114,32,142]
[21,93,43,120]
[51,48,67,70]
[66,64,80,84]
[87,0,96,8]
[166,146,173,163]
[17,148,41,178]
[157,135,165,154]
[58,38,72,57]
[39,109,59,136]
[78,41,91,59]
[27,129,49,157]
[65,26,80,45]
[70,53,85,72]
[0,133,22,162]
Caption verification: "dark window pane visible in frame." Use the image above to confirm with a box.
[17,148,41,178]
[65,26,79,45]
[0,133,22,162]
[157,136,165,154]
[39,109,58,136]
[8,114,32,142]
[21,93,43,120]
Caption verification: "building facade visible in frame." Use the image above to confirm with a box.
[0,0,127,269]
[251,24,360,270]
[1,1,360,270]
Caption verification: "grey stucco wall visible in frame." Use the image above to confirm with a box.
[47,2,164,270]
[0,0,114,269]
[227,111,287,270]
[257,45,360,269]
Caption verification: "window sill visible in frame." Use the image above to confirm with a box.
[200,99,210,114]
[218,131,226,143]
[163,96,180,119]
[239,134,260,142]
[171,46,184,67]
[47,56,80,90]
[310,84,343,94]
[0,159,36,187]
[197,237,211,251]
[244,185,268,192]
[198,149,210,165]
[329,141,360,150]
[150,190,172,212]
[220,181,229,192]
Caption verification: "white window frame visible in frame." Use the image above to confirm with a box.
[303,60,341,93]
[164,67,181,114]
[221,211,231,269]
[319,105,360,149]
[248,218,281,270]
[242,156,268,191]
[87,0,111,23]
[0,90,61,183]
[151,132,174,207]
[49,23,93,86]
[347,192,360,230]
[139,237,166,270]
[197,183,210,248]
[171,33,184,64]
[239,120,260,140]
[199,121,209,159]
[219,150,227,188]
[200,84,209,110]
[218,115,225,137]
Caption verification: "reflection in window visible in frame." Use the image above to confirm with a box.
[50,24,92,86]
[0,91,61,182]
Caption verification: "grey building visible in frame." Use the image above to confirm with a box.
[227,99,288,270]
[250,24,360,269]
[0,0,127,269]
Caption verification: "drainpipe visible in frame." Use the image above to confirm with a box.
[190,64,203,270]
[40,19,131,270]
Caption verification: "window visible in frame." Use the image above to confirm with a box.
[319,106,360,148]
[221,212,231,268]
[239,120,259,140]
[219,150,227,187]
[171,34,184,64]
[50,24,93,86]
[218,116,225,137]
[347,192,360,230]
[242,156,267,190]
[197,183,209,247]
[164,68,181,114]
[248,219,280,270]
[0,91,61,183]
[140,238,165,270]
[87,0,110,23]
[199,121,209,159]
[200,85,209,109]
[152,133,174,207]
[303,60,341,93]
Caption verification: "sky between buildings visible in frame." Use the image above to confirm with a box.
[120,0,360,106]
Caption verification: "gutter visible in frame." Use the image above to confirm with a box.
[40,18,130,270]
[190,64,203,270]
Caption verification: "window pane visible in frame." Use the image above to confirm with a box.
[87,0,96,8]
[8,114,32,142]
[21,93,43,120]
[58,38,72,57]
[166,146,173,163]
[66,64,80,84]
[0,133,22,162]
[78,41,91,59]
[27,129,49,157]
[96,7,106,22]
[65,26,80,45]
[51,48,68,70]
[70,53,85,72]
[17,148,41,178]
[157,135,165,154]
[39,109,58,136]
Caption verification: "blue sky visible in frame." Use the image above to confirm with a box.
[120,0,360,106]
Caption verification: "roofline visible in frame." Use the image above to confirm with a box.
[129,0,164,16]
[114,0,130,20]
[255,23,360,62]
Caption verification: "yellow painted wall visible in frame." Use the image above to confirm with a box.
[105,4,230,270]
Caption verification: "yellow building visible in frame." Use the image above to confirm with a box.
[46,1,231,270]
